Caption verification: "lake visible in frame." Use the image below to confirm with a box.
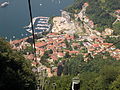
[0,0,74,40]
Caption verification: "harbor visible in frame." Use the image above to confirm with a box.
[0,0,74,40]
[25,16,51,34]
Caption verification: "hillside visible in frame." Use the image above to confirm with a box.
[65,0,120,34]
[0,38,36,90]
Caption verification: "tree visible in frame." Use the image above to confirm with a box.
[64,39,69,47]
[110,75,120,90]
[74,33,79,39]
[63,54,84,75]
[105,36,120,49]
[99,65,120,89]
[113,22,120,35]
[0,38,36,90]
[44,76,73,90]
[40,50,50,67]
[67,0,120,32]
[64,52,71,58]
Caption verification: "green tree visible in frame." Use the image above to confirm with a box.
[99,65,120,89]
[0,38,36,90]
[64,52,71,59]
[110,75,120,90]
[105,36,120,49]
[113,22,120,35]
[40,50,50,67]
[45,76,73,90]
[63,54,84,75]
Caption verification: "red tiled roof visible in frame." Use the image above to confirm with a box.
[114,49,120,52]
[92,44,100,48]
[52,67,58,72]
[95,50,101,53]
[112,56,120,58]
[69,51,79,54]
[10,37,30,45]
[95,39,101,42]
[65,34,74,40]
[72,43,79,46]
[47,38,53,41]
[57,52,65,57]
[83,53,88,56]
[10,39,23,45]
[36,48,45,52]
[50,54,58,60]
[32,62,39,65]
[115,10,120,13]
[90,35,97,39]
[58,40,64,44]
[26,54,34,60]
[47,40,54,44]
[35,42,47,47]
[47,45,55,49]
[64,49,70,52]
[88,49,94,51]
[60,43,66,47]
[84,2,89,7]
[101,43,113,46]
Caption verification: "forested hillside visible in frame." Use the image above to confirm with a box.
[0,38,36,90]
[66,0,120,33]
[44,53,120,90]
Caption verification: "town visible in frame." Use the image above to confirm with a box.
[10,2,120,77]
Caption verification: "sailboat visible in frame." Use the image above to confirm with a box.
[40,3,42,6]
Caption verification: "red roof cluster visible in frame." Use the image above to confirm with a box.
[35,41,47,47]
[64,50,79,54]
[69,51,79,54]
[50,54,58,61]
[26,54,34,60]
[115,10,120,14]
[57,52,65,57]
[65,34,74,40]
[10,39,23,45]
[101,43,113,46]
[92,44,100,48]
[84,2,89,7]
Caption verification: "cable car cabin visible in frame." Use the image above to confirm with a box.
[70,77,80,90]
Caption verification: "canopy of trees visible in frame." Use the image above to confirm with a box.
[105,36,120,49]
[0,38,36,90]
[44,53,120,90]
[65,0,120,32]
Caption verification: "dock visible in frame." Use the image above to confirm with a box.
[25,16,51,34]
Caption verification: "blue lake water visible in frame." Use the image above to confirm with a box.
[0,0,74,40]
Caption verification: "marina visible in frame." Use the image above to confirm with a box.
[0,0,74,40]
[25,16,51,34]
[36,24,50,27]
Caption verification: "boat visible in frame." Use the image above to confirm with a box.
[59,0,61,4]
[0,1,9,8]
[40,3,42,6]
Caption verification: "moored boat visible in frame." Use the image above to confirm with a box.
[0,1,9,8]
